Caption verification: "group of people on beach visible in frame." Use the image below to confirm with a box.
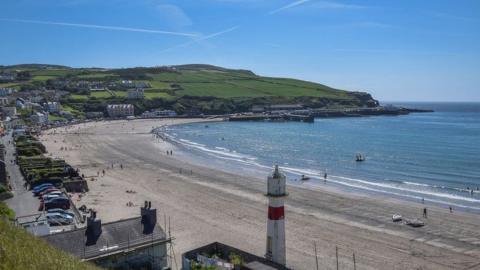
[166,150,173,156]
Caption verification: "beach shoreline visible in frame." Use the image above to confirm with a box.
[39,118,480,270]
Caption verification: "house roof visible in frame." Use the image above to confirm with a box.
[42,216,167,260]
[183,242,292,270]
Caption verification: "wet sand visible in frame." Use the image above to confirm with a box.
[39,118,480,270]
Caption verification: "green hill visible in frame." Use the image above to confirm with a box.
[0,202,100,270]
[0,64,378,115]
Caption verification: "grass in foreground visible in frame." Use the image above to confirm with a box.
[0,217,101,270]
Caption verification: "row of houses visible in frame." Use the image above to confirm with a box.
[0,88,15,96]
[0,74,16,82]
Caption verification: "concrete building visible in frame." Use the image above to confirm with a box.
[266,165,287,266]
[0,97,9,106]
[1,106,16,117]
[0,74,15,82]
[42,203,171,270]
[121,80,151,89]
[0,88,15,96]
[141,110,177,118]
[46,102,60,113]
[4,116,24,131]
[16,98,26,109]
[30,112,49,124]
[127,88,145,99]
[107,104,134,118]
[29,95,44,103]
[182,242,291,270]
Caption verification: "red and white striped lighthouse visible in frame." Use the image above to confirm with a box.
[265,165,287,265]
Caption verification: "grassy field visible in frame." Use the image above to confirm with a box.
[70,94,89,101]
[144,90,174,100]
[61,104,84,118]
[2,64,375,115]
[0,82,19,88]
[148,81,171,89]
[90,90,113,98]
[30,69,74,77]
[32,75,56,81]
[0,218,101,270]
[48,114,67,122]
[77,73,117,79]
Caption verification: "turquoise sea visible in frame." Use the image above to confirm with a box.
[163,103,480,212]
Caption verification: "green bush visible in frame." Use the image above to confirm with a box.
[0,202,15,220]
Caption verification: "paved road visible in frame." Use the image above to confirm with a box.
[2,132,40,218]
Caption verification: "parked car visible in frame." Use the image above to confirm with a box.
[32,183,53,192]
[41,193,66,202]
[47,208,75,218]
[46,213,73,226]
[38,188,60,197]
[40,191,63,200]
[39,197,70,211]
[33,184,55,195]
[34,186,57,196]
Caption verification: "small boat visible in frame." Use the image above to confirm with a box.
[300,175,310,181]
[356,153,365,162]
[405,219,425,227]
[392,214,402,222]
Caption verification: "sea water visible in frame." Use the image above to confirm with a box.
[163,102,480,212]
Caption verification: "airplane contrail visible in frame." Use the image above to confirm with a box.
[160,26,240,52]
[269,0,312,15]
[0,18,198,37]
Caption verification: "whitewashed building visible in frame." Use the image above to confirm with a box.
[107,104,134,118]
[141,110,177,118]
[0,98,8,106]
[0,88,15,96]
[30,112,49,124]
[127,88,145,99]
[46,102,60,113]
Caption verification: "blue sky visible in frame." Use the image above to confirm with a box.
[1,0,479,101]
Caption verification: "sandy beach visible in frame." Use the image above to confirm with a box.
[39,118,480,270]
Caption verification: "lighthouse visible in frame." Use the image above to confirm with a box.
[265,165,287,266]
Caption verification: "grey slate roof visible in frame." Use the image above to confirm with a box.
[42,216,167,260]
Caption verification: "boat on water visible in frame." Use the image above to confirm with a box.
[356,153,365,162]
[300,175,310,181]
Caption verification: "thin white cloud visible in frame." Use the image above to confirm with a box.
[269,0,365,15]
[0,18,198,37]
[310,1,365,9]
[197,26,240,41]
[160,26,240,52]
[269,0,312,15]
[156,4,193,29]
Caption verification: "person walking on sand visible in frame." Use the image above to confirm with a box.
[102,169,105,176]
[449,206,453,213]
[423,207,428,218]
[324,171,327,183]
